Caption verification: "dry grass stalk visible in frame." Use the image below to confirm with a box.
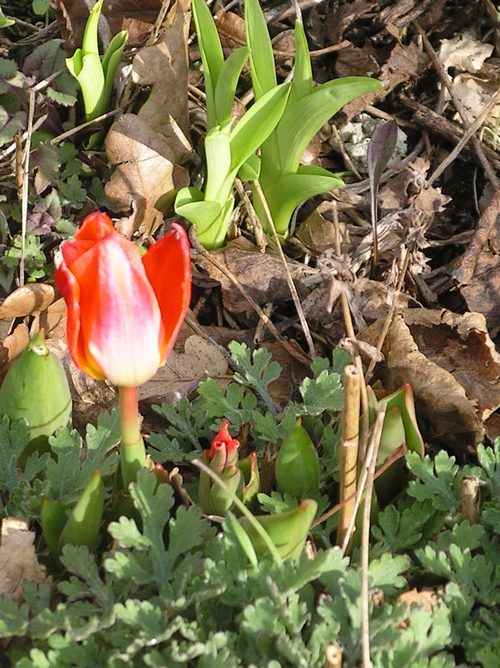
[337,364,361,547]
[360,404,386,668]
[324,642,343,668]
[461,475,481,523]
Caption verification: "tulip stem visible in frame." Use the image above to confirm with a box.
[119,386,147,489]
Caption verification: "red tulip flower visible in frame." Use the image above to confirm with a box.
[55,211,191,387]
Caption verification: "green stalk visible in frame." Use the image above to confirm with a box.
[119,386,147,489]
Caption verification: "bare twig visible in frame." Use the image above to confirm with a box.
[364,250,411,384]
[312,445,406,528]
[337,365,361,548]
[414,20,499,188]
[332,202,370,461]
[428,89,500,185]
[189,229,311,366]
[19,89,36,287]
[253,179,316,358]
[341,411,387,556]
[360,405,386,668]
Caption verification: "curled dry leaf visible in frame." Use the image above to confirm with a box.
[139,334,228,403]
[196,238,306,314]
[0,283,55,319]
[103,0,191,237]
[361,308,500,451]
[0,518,48,601]
[105,114,190,237]
[0,323,30,379]
[132,0,191,137]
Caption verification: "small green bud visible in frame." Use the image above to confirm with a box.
[41,495,68,554]
[275,419,320,499]
[0,331,72,452]
[59,470,104,550]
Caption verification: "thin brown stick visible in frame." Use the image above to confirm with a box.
[341,411,387,556]
[235,178,267,252]
[312,444,406,528]
[19,89,36,287]
[337,365,361,548]
[414,20,499,188]
[428,89,500,185]
[332,202,370,461]
[253,179,316,358]
[360,405,386,668]
[364,250,411,384]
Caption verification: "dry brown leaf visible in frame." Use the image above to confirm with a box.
[460,222,500,337]
[397,588,438,614]
[105,114,189,237]
[361,308,500,451]
[294,207,337,254]
[0,323,30,381]
[53,0,164,47]
[0,518,48,601]
[196,238,306,314]
[0,283,54,319]
[139,334,228,402]
[261,341,310,406]
[439,31,494,73]
[342,42,427,120]
[215,10,246,50]
[132,0,191,137]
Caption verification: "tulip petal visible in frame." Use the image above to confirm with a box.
[55,253,105,380]
[69,234,163,387]
[142,223,192,361]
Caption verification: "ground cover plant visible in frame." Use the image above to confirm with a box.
[0,1,499,666]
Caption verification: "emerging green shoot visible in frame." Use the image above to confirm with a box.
[245,0,382,237]
[66,0,127,145]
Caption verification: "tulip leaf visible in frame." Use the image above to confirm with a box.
[229,83,290,171]
[59,470,104,550]
[0,8,15,28]
[214,47,249,127]
[290,20,313,103]
[82,0,102,56]
[245,0,277,99]
[226,511,259,568]
[204,125,232,203]
[238,153,261,181]
[259,167,344,235]
[192,0,224,129]
[276,77,382,173]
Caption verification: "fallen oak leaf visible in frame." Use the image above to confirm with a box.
[0,283,55,319]
[0,518,49,601]
[361,308,500,451]
[105,113,189,237]
[132,0,191,137]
